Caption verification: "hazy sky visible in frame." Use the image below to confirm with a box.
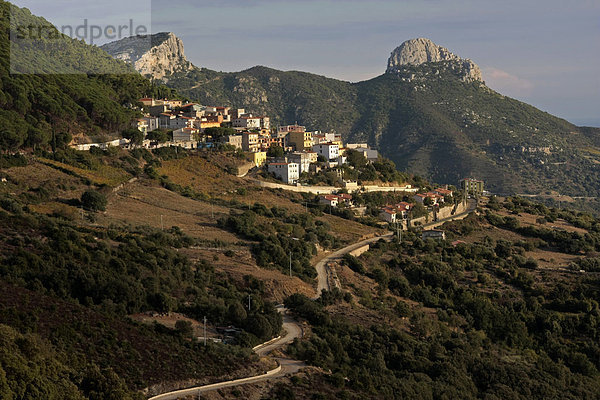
[12,0,600,126]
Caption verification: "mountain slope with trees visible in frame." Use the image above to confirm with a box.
[159,42,600,197]
[0,1,177,151]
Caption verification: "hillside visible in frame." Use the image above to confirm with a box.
[180,63,600,197]
[105,33,600,197]
[0,141,386,396]
[0,1,177,150]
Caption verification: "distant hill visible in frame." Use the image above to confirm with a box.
[105,34,600,197]
[0,1,177,150]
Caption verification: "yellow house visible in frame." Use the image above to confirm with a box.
[251,151,267,167]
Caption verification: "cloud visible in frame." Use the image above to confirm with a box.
[482,67,534,97]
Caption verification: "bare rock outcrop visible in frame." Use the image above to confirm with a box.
[100,32,192,80]
[386,38,482,82]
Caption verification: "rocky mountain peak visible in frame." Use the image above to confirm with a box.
[100,32,192,80]
[386,38,482,82]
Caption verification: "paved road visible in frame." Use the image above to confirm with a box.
[313,199,477,298]
[148,306,305,400]
[148,200,477,399]
[313,233,394,299]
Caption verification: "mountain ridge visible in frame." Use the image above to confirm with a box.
[102,33,600,197]
[386,37,482,82]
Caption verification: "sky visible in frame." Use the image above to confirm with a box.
[11,0,600,126]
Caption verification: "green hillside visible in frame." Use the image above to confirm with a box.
[167,61,600,197]
[0,1,176,151]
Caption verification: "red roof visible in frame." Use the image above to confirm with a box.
[396,202,412,210]
[322,195,338,201]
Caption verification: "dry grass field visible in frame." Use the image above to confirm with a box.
[1,161,84,199]
[98,180,244,244]
[38,157,131,187]
[178,247,315,302]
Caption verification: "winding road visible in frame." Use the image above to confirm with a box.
[314,233,394,298]
[148,199,477,399]
[148,306,305,400]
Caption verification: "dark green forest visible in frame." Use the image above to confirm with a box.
[0,204,282,398]
[0,1,178,152]
[281,199,600,399]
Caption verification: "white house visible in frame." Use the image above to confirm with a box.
[379,207,397,223]
[159,113,176,129]
[414,193,444,205]
[319,195,339,207]
[173,127,198,142]
[354,147,379,161]
[233,116,262,129]
[288,152,313,174]
[138,116,159,134]
[422,230,446,241]
[312,143,339,161]
[171,116,195,130]
[268,162,300,184]
[434,188,453,198]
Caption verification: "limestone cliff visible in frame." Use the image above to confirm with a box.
[386,38,482,82]
[100,32,192,80]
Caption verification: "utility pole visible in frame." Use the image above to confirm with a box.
[160,214,164,230]
[289,251,292,277]
[203,316,207,346]
[248,294,251,310]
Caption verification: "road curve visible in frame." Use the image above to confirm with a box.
[313,199,477,298]
[148,200,476,399]
[313,233,394,299]
[147,306,305,400]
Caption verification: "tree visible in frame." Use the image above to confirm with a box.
[346,149,368,168]
[174,320,194,339]
[267,145,284,158]
[81,190,107,211]
[228,303,248,325]
[412,203,428,218]
[146,130,169,143]
[204,127,236,141]
[121,128,144,147]
[54,132,73,149]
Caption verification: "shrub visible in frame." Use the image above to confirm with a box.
[81,190,107,212]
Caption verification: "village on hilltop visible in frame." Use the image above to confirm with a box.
[71,97,484,230]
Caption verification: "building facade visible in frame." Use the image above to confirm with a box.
[268,162,300,184]
[461,178,484,196]
[313,143,340,161]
